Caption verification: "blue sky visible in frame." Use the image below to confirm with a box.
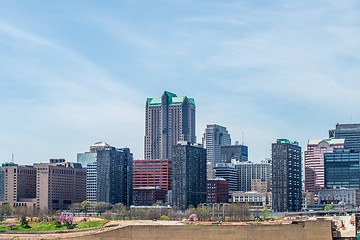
[1,0,360,164]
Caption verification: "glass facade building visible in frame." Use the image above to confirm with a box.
[329,123,360,152]
[324,149,360,189]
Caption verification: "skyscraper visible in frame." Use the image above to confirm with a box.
[144,91,196,160]
[304,139,345,193]
[235,161,271,192]
[329,123,360,152]
[220,144,248,163]
[172,141,206,211]
[77,142,133,206]
[202,124,231,166]
[272,139,302,212]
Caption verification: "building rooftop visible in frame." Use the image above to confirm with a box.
[276,139,299,146]
[147,91,195,106]
[308,138,345,145]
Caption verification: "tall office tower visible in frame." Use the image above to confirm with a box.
[202,124,231,166]
[272,139,302,212]
[329,123,360,152]
[304,139,345,193]
[144,91,196,160]
[4,164,36,205]
[133,159,172,191]
[220,144,248,164]
[77,142,133,206]
[35,160,86,210]
[172,141,206,211]
[0,165,5,201]
[324,149,360,189]
[235,161,271,192]
[214,165,238,192]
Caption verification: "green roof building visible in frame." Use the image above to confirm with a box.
[144,91,196,160]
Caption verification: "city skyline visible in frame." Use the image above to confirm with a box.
[1,1,360,165]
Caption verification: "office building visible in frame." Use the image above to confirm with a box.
[304,139,345,193]
[77,142,133,206]
[230,191,272,212]
[318,188,360,207]
[324,149,360,189]
[207,178,229,203]
[272,139,302,212]
[133,159,172,191]
[172,141,206,211]
[214,165,238,192]
[144,91,196,160]
[133,187,167,206]
[329,123,360,152]
[35,159,86,210]
[4,164,36,208]
[235,161,271,192]
[251,179,269,193]
[220,144,248,163]
[202,124,231,166]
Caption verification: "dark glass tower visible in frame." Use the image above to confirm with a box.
[329,123,360,152]
[272,139,302,212]
[172,142,206,211]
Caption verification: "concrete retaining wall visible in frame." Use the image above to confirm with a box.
[70,220,333,240]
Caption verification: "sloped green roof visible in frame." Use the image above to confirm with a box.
[147,92,195,106]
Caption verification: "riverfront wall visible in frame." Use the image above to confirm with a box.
[70,220,333,240]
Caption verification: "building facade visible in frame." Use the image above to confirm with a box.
[77,142,133,206]
[36,160,86,210]
[235,161,271,192]
[304,139,345,193]
[207,178,229,204]
[214,165,238,192]
[324,149,360,189]
[133,187,167,206]
[329,123,360,152]
[144,91,196,160]
[202,124,231,166]
[272,139,302,212]
[172,142,206,211]
[318,188,360,207]
[230,191,272,212]
[220,144,248,163]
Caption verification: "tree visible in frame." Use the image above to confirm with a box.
[0,204,13,221]
[20,216,31,229]
[324,204,334,211]
[195,207,210,221]
[69,203,81,215]
[94,202,110,216]
[81,201,92,216]
[261,207,270,218]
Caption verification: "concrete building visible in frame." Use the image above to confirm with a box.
[329,123,360,152]
[207,178,229,204]
[318,188,360,207]
[220,144,248,163]
[144,91,196,160]
[172,141,206,211]
[230,191,272,212]
[35,159,86,210]
[202,124,231,167]
[251,179,269,193]
[272,139,302,212]
[4,164,36,208]
[214,165,238,192]
[78,142,133,206]
[304,139,345,194]
[324,149,360,189]
[235,161,271,192]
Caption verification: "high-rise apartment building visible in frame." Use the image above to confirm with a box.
[272,139,302,212]
[144,91,196,160]
[304,139,345,193]
[202,124,231,166]
[172,141,206,211]
[235,161,271,192]
[77,142,133,206]
[220,144,248,163]
[329,123,360,152]
[324,149,360,189]
[35,159,86,210]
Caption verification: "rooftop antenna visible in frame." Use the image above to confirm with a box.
[351,113,353,123]
[242,131,244,145]
[12,153,14,162]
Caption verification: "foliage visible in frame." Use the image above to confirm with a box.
[261,207,270,217]
[0,220,107,231]
[80,201,92,216]
[94,202,111,216]
[6,222,16,230]
[189,213,197,220]
[20,216,31,229]
[58,215,77,229]
[160,215,169,220]
[324,204,334,211]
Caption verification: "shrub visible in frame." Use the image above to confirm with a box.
[20,216,31,228]
[160,215,169,220]
[6,222,16,230]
